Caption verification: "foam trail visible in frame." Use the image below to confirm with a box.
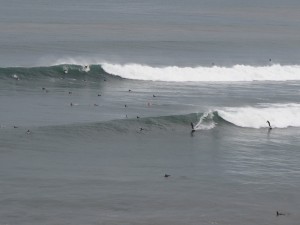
[217,104,300,128]
[102,63,300,82]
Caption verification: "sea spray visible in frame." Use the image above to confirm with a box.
[194,111,216,130]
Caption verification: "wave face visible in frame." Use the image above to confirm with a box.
[0,65,107,81]
[102,63,300,82]
[216,104,300,129]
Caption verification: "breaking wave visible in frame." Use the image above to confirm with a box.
[99,103,300,132]
[2,63,300,83]
[188,103,300,130]
[102,63,300,82]
[216,104,300,129]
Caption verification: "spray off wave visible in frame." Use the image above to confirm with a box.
[102,63,300,82]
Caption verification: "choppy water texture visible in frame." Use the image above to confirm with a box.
[1,1,300,225]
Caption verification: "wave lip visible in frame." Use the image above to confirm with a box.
[102,63,300,82]
[216,104,300,129]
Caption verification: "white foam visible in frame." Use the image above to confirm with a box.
[102,63,300,82]
[81,65,90,72]
[195,111,216,130]
[217,103,300,128]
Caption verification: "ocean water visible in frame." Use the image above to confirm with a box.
[1,1,300,225]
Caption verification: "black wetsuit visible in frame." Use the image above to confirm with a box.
[267,121,272,129]
[191,122,195,132]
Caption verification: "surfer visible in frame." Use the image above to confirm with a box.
[276,211,285,216]
[267,120,272,129]
[164,174,170,178]
[191,122,195,133]
[153,94,156,97]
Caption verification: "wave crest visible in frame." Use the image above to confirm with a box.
[102,63,300,82]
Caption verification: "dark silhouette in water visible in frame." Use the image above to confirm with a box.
[164,174,170,178]
[191,122,195,133]
[276,211,285,216]
[267,120,272,129]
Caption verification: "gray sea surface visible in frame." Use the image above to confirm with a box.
[1,1,300,225]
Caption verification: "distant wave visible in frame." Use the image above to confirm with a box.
[0,65,107,81]
[102,63,300,82]
[2,63,300,83]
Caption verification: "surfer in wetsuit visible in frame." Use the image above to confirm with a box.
[267,120,272,129]
[191,122,195,133]
[276,211,285,216]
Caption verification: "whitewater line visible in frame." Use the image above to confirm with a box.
[102,63,300,82]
